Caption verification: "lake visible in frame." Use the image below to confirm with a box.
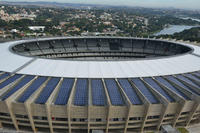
[154,25,198,36]
[181,17,200,22]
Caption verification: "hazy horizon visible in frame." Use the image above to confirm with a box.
[1,0,200,10]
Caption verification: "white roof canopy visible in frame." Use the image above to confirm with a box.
[0,38,200,78]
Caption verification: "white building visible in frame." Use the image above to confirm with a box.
[28,26,45,31]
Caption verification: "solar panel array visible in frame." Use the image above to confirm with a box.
[118,79,142,105]
[1,75,35,101]
[155,77,190,100]
[74,79,88,106]
[54,78,74,105]
[185,73,200,82]
[35,77,60,104]
[104,79,124,106]
[0,74,22,90]
[18,77,48,103]
[193,72,200,77]
[143,77,174,102]
[131,78,159,104]
[166,76,200,96]
[176,75,200,88]
[91,79,106,106]
[0,73,10,80]
[0,72,198,106]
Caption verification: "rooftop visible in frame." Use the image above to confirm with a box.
[0,37,199,78]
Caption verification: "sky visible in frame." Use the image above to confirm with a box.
[2,0,200,10]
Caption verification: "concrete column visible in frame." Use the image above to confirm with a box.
[45,78,63,133]
[106,106,111,133]
[157,105,168,130]
[115,78,132,133]
[25,102,36,133]
[153,77,187,128]
[5,76,37,131]
[3,75,30,131]
[88,79,92,133]
[186,102,199,126]
[172,100,186,127]
[25,77,51,132]
[128,78,151,132]
[146,86,169,131]
[67,104,71,133]
[0,121,2,128]
[102,78,111,133]
[46,104,53,133]
[124,105,131,133]
[141,104,150,132]
[87,106,91,133]
[141,78,170,131]
[67,78,77,133]
[6,101,19,131]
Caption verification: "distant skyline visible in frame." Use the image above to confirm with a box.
[2,0,200,10]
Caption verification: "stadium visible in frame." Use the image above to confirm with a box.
[0,36,200,133]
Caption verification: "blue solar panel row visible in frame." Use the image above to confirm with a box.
[104,79,124,106]
[155,77,190,100]
[131,78,159,104]
[176,75,200,88]
[193,72,200,77]
[91,79,106,106]
[166,76,200,96]
[54,78,74,105]
[0,74,22,90]
[1,75,35,101]
[18,77,48,103]
[35,77,60,104]
[0,73,10,80]
[185,73,200,81]
[118,79,142,105]
[74,79,88,106]
[143,78,174,102]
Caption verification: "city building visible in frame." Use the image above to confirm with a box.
[28,26,45,31]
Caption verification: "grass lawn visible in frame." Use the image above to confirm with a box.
[178,128,189,133]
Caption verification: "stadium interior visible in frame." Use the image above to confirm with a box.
[12,38,192,60]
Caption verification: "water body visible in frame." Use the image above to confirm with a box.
[154,25,198,36]
[181,17,200,22]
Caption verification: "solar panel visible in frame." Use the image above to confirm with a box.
[0,74,22,90]
[54,78,74,105]
[118,79,142,105]
[184,73,200,85]
[131,78,159,104]
[35,77,60,104]
[1,75,35,101]
[143,77,174,102]
[0,73,10,80]
[104,79,125,106]
[91,79,106,106]
[185,74,199,81]
[176,75,200,88]
[193,72,200,77]
[166,76,200,96]
[155,77,190,100]
[74,79,88,106]
[18,76,48,103]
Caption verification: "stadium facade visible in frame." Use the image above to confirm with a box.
[0,37,200,133]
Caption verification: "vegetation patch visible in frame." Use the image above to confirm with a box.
[177,128,189,133]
